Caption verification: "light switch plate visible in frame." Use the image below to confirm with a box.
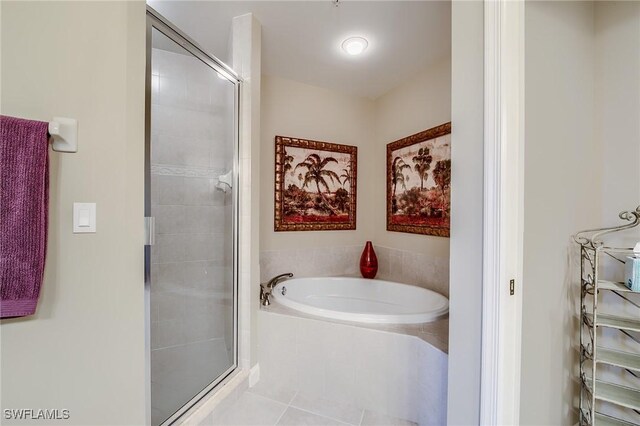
[73,202,96,233]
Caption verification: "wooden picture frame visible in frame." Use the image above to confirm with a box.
[386,122,451,237]
[275,136,357,231]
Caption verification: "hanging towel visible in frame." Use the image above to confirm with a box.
[0,115,50,318]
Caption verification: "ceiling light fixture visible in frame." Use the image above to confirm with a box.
[342,37,368,56]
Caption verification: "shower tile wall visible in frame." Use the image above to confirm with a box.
[150,48,234,424]
[260,245,449,296]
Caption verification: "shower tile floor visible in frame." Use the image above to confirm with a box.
[201,381,417,426]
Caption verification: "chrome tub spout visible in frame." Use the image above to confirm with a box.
[260,273,293,306]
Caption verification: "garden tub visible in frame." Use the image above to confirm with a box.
[271,276,448,324]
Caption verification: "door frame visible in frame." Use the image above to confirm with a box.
[480,0,525,424]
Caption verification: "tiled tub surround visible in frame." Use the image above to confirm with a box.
[256,310,448,425]
[376,246,449,297]
[260,246,361,281]
[264,301,448,353]
[150,47,235,424]
[187,311,447,426]
[260,245,449,297]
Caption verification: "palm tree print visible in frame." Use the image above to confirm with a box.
[294,153,341,196]
[283,149,295,175]
[432,159,451,213]
[275,136,357,231]
[391,156,411,197]
[412,146,433,191]
[339,168,352,189]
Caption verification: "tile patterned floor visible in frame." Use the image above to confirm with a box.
[203,382,417,426]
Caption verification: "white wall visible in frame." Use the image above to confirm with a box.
[373,59,452,258]
[521,2,640,424]
[259,66,452,295]
[593,19,640,421]
[0,1,147,425]
[595,1,640,234]
[521,2,601,424]
[447,1,484,424]
[259,74,376,253]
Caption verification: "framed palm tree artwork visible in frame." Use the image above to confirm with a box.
[275,136,357,231]
[386,122,451,237]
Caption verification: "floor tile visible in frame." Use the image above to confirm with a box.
[276,407,348,426]
[248,380,298,405]
[360,410,416,426]
[290,392,363,425]
[212,392,287,426]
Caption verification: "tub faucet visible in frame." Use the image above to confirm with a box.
[260,284,271,306]
[267,272,293,289]
[260,273,293,307]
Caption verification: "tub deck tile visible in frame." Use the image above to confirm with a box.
[260,304,449,354]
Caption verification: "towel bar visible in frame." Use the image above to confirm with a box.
[48,117,77,153]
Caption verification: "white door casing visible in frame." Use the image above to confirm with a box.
[481,0,525,425]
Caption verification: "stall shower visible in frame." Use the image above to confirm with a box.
[145,9,239,425]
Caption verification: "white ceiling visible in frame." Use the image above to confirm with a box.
[147,1,451,99]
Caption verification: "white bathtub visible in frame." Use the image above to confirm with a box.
[271,276,448,324]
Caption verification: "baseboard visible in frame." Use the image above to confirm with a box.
[176,369,249,425]
[249,363,260,387]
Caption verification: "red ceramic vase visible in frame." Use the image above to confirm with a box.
[360,241,378,279]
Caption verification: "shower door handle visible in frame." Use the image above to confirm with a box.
[144,216,155,246]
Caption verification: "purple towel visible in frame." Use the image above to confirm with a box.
[0,115,49,318]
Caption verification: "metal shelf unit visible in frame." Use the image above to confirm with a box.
[574,206,640,426]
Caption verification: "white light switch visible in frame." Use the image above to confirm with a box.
[78,208,90,227]
[73,203,96,233]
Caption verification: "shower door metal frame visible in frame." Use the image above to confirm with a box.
[144,6,241,425]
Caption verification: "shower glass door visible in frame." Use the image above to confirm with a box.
[146,10,238,426]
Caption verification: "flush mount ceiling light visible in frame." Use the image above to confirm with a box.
[341,37,369,56]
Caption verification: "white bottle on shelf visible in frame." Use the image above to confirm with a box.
[624,242,640,292]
